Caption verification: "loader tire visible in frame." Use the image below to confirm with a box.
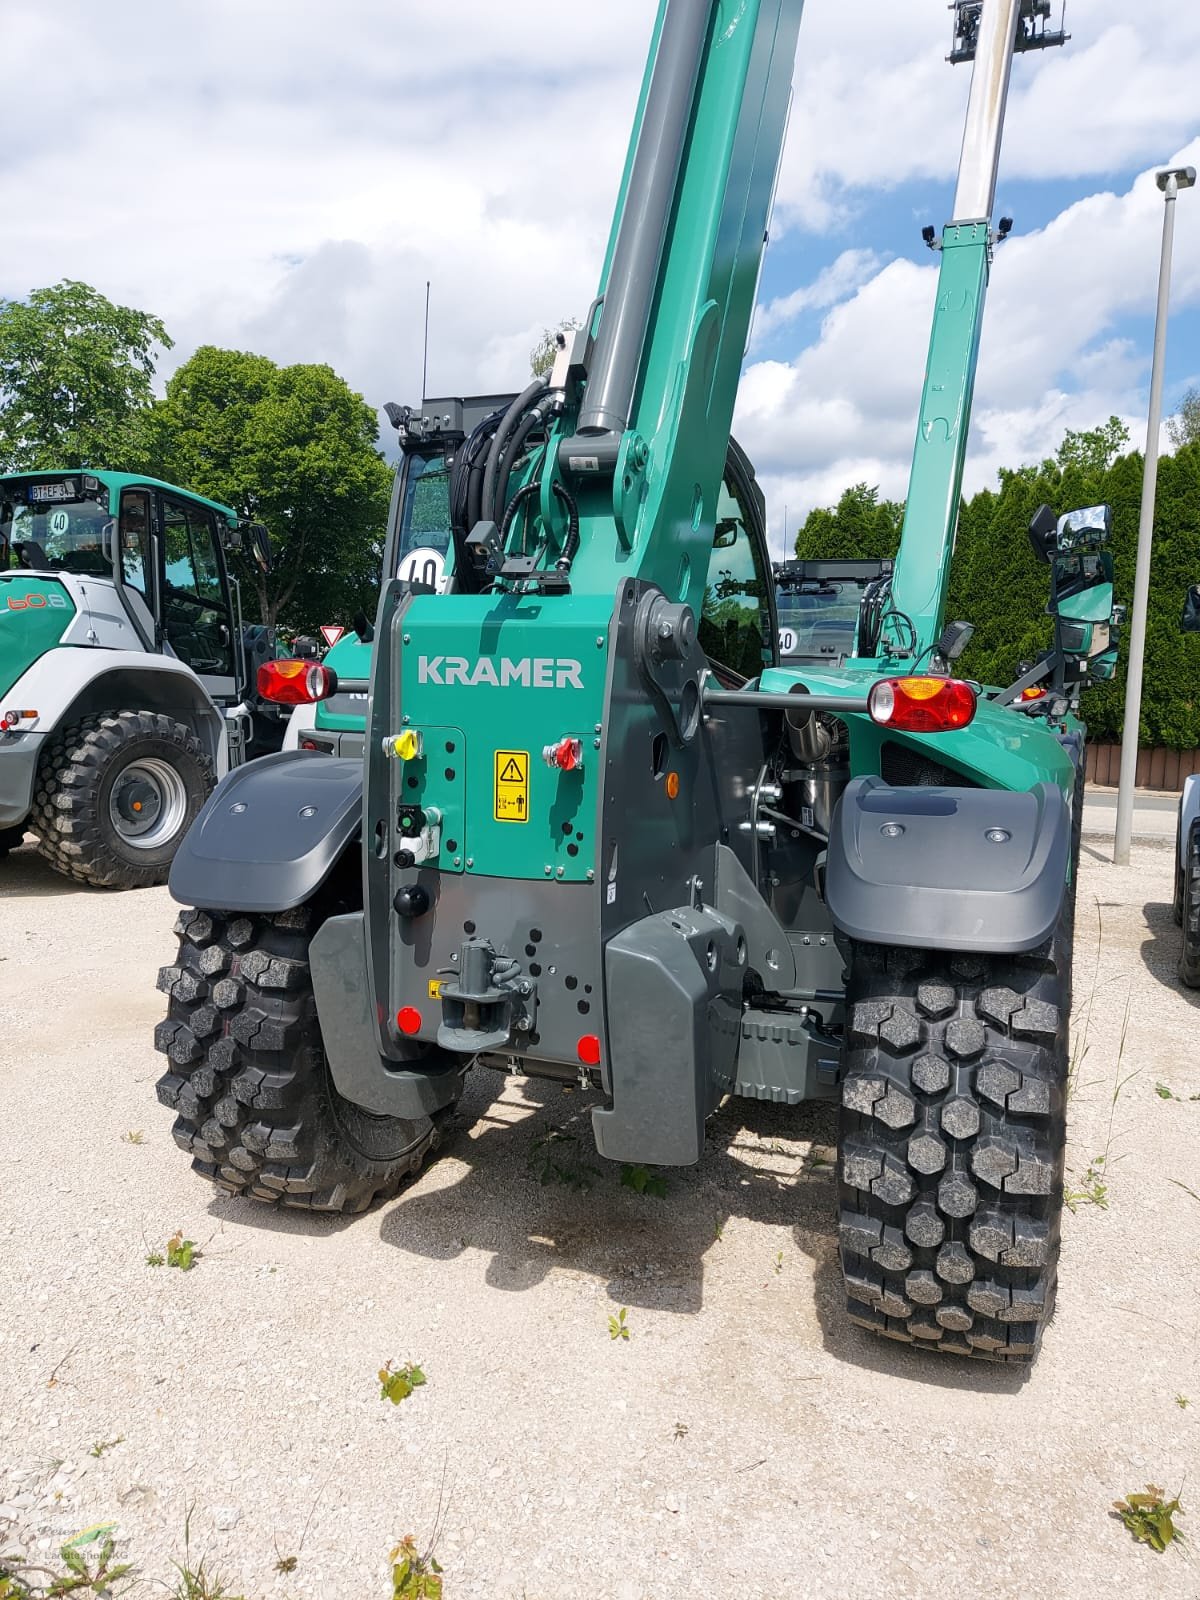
[1172,806,1184,927]
[1177,818,1200,989]
[154,905,451,1212]
[31,711,213,889]
[837,930,1069,1365]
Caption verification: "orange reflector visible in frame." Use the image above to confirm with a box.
[396,1006,422,1035]
[1021,686,1046,701]
[577,1034,601,1066]
[258,659,338,705]
[868,676,976,734]
[665,771,680,800]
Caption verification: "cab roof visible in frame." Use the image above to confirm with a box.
[0,470,238,526]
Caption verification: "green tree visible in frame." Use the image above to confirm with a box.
[0,280,171,472]
[1167,386,1200,452]
[793,483,904,561]
[1055,415,1129,474]
[529,317,580,380]
[153,346,392,631]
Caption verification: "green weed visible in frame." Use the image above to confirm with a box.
[379,1362,427,1405]
[608,1307,630,1341]
[1111,1485,1185,1553]
[1175,1394,1189,1410]
[87,1438,124,1460]
[527,1129,597,1192]
[620,1164,668,1198]
[120,1131,145,1146]
[390,1536,442,1599]
[1155,1082,1176,1100]
[1065,1155,1109,1212]
[167,1509,242,1600]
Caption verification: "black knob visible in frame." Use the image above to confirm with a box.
[393,849,416,868]
[393,883,431,919]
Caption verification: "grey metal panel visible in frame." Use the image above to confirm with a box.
[593,904,742,1167]
[714,843,797,990]
[733,1007,842,1104]
[168,750,362,912]
[310,912,466,1118]
[825,775,1070,953]
[0,734,41,828]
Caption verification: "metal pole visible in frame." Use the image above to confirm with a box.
[1113,174,1184,865]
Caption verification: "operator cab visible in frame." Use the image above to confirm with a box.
[774,558,893,666]
[1,471,245,712]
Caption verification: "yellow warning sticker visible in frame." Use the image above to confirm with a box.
[427,979,443,999]
[494,749,529,823]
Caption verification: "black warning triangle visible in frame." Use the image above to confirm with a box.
[499,757,523,782]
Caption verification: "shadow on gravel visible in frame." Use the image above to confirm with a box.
[1139,898,1196,1002]
[203,1070,1031,1392]
[0,839,95,899]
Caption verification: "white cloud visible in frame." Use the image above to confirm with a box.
[0,0,1198,549]
[740,138,1200,557]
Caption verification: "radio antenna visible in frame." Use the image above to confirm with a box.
[421,281,431,404]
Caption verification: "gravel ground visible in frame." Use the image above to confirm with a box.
[1,831,1197,1600]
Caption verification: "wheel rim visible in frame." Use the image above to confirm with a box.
[108,758,189,849]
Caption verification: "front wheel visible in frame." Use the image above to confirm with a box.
[1177,818,1200,988]
[154,904,451,1212]
[31,711,213,888]
[837,933,1069,1364]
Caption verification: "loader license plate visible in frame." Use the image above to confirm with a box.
[494,749,529,822]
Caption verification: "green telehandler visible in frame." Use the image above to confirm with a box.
[154,0,1117,1364]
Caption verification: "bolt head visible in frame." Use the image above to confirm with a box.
[880,822,904,838]
[985,828,1010,844]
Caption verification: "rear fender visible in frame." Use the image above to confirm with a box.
[168,750,361,911]
[825,776,1070,953]
[1179,775,1200,873]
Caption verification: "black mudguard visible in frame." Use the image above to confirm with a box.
[825,776,1070,953]
[168,751,361,912]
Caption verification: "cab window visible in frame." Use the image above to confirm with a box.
[118,490,154,600]
[160,494,232,675]
[699,473,772,682]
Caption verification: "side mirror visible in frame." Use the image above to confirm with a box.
[248,522,272,574]
[1182,585,1200,634]
[1057,504,1112,551]
[713,517,739,549]
[1027,504,1056,564]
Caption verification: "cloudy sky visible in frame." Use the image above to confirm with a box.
[3,0,1198,554]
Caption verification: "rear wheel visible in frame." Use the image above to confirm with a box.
[1177,819,1200,988]
[32,711,213,888]
[837,932,1069,1364]
[155,904,451,1212]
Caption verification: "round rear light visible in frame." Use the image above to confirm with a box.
[577,1034,601,1066]
[396,1006,422,1036]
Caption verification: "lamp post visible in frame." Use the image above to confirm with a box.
[1113,164,1195,867]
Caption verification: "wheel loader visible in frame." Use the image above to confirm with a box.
[154,0,1116,1364]
[0,470,271,887]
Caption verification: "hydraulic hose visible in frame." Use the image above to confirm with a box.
[552,481,579,573]
[496,478,579,578]
[480,381,547,530]
[492,401,550,525]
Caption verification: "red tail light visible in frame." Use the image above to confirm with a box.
[577,1034,601,1066]
[258,659,338,705]
[396,1006,422,1035]
[868,676,976,733]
